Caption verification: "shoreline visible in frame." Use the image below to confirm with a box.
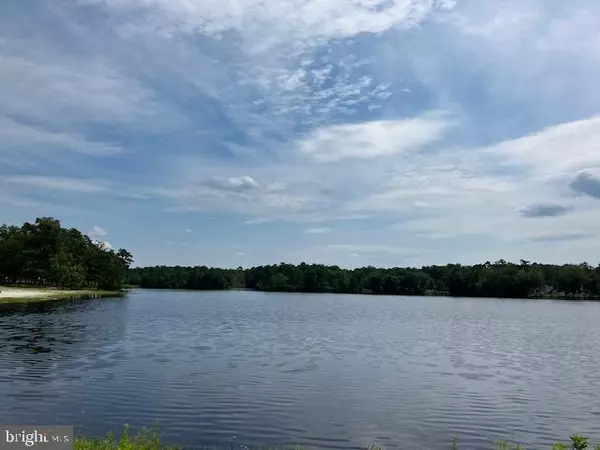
[130,286,600,301]
[0,287,123,304]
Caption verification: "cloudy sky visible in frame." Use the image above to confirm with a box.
[1,0,600,268]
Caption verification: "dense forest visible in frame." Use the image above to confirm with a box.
[3,217,599,299]
[127,260,600,300]
[0,218,133,290]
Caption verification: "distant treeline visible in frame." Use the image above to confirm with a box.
[0,217,133,290]
[127,260,600,299]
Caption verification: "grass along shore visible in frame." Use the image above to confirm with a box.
[74,426,600,450]
[0,286,123,304]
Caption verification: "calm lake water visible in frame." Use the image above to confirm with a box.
[1,290,600,449]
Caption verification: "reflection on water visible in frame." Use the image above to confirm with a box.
[1,290,600,450]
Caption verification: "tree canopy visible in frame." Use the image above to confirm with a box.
[128,260,600,300]
[0,217,133,290]
[4,217,598,299]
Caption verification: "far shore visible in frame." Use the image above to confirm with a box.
[0,286,123,304]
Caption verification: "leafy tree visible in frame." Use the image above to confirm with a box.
[0,218,132,291]
[127,259,600,300]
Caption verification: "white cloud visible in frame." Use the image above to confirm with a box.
[322,244,419,257]
[0,118,121,157]
[347,165,518,214]
[305,227,332,234]
[160,184,321,217]
[236,252,246,256]
[0,53,169,129]
[165,241,190,247]
[92,0,453,43]
[345,115,600,224]
[0,191,45,209]
[378,116,600,248]
[286,242,428,267]
[297,112,452,162]
[151,164,331,219]
[205,176,261,192]
[68,0,455,145]
[89,228,111,248]
[266,182,287,192]
[0,16,189,176]
[409,0,600,129]
[2,176,108,193]
[89,226,108,238]
[2,0,600,268]
[484,116,600,178]
[155,113,600,239]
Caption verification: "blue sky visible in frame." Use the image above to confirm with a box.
[1,0,600,268]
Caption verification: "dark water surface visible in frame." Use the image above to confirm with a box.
[1,290,600,449]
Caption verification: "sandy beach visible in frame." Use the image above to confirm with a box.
[0,287,57,299]
[0,287,122,303]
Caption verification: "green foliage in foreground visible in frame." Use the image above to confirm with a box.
[127,259,600,300]
[75,425,175,450]
[74,426,600,450]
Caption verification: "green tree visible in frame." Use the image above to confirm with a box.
[0,217,132,291]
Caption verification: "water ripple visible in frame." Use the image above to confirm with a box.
[1,292,600,449]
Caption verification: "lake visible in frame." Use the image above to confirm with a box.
[1,290,599,449]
